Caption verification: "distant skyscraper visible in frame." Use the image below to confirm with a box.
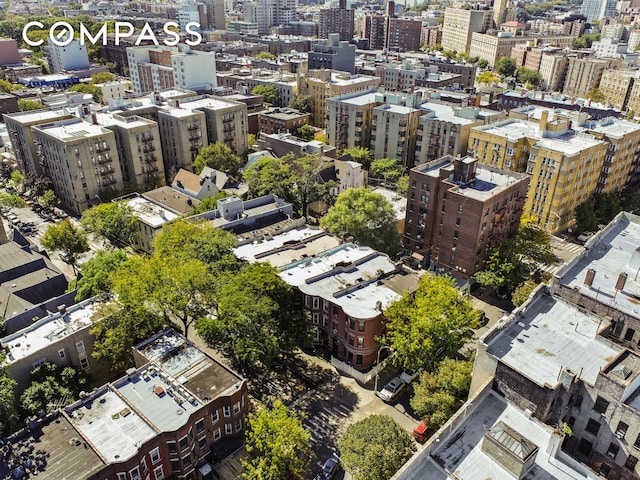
[492,0,508,27]
[318,7,355,41]
[205,0,226,30]
[580,0,618,21]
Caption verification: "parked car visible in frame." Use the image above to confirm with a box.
[577,232,594,244]
[376,377,406,403]
[400,368,420,384]
[413,418,431,443]
[314,456,339,480]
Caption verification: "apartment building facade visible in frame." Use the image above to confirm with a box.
[318,6,355,42]
[599,69,640,111]
[325,90,382,152]
[258,107,309,134]
[376,61,426,93]
[468,111,608,232]
[371,102,422,168]
[157,105,207,178]
[563,55,622,99]
[441,7,492,54]
[308,34,356,74]
[403,156,528,278]
[32,118,124,214]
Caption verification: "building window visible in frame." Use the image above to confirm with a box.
[357,337,364,348]
[616,421,629,439]
[167,441,177,455]
[153,466,165,480]
[213,428,221,440]
[196,419,205,435]
[313,297,319,309]
[179,436,188,452]
[76,341,85,353]
[313,313,319,325]
[625,328,635,341]
[358,321,365,332]
[594,396,609,414]
[141,457,148,473]
[211,410,219,423]
[117,474,127,480]
[635,433,640,449]
[234,402,241,415]
[235,419,242,432]
[585,418,601,435]
[626,455,638,470]
[225,423,233,434]
[607,443,620,460]
[198,437,207,452]
[80,358,89,370]
[223,406,231,417]
[356,355,362,365]
[150,447,160,464]
[129,466,141,480]
[58,349,66,360]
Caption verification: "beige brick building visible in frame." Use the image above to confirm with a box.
[157,104,207,178]
[539,51,569,92]
[599,69,640,111]
[371,102,423,168]
[441,7,492,54]
[325,90,383,152]
[563,55,622,99]
[469,33,574,68]
[32,118,125,214]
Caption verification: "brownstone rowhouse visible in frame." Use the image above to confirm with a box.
[403,155,529,278]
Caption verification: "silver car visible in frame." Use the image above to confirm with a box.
[376,377,405,403]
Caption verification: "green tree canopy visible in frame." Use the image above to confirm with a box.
[18,99,45,111]
[0,192,27,208]
[320,187,401,256]
[193,142,242,176]
[477,71,499,85]
[516,66,542,87]
[572,33,600,49]
[41,219,89,273]
[0,361,17,435]
[338,415,416,480]
[495,56,516,77]
[370,158,404,183]
[69,83,102,102]
[252,84,280,105]
[477,58,489,69]
[383,274,481,370]
[90,72,115,84]
[586,87,606,103]
[242,400,311,480]
[0,79,19,93]
[292,124,315,141]
[112,255,214,340]
[80,202,138,248]
[574,201,598,232]
[197,262,310,370]
[396,175,409,195]
[288,94,313,113]
[191,191,230,214]
[511,279,539,307]
[254,51,276,60]
[90,304,165,371]
[20,362,87,415]
[244,156,296,203]
[342,147,372,169]
[71,249,128,301]
[38,189,60,209]
[152,219,240,275]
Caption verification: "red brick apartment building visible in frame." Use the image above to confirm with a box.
[403,155,529,279]
[0,329,248,480]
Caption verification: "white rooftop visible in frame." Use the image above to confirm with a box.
[397,391,599,480]
[1,299,102,364]
[67,387,156,463]
[371,187,406,221]
[35,118,111,140]
[419,101,478,125]
[123,195,179,228]
[327,91,381,106]
[556,212,640,322]
[484,288,620,387]
[5,108,69,124]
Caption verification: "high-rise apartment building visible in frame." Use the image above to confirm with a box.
[127,45,217,94]
[563,55,622,99]
[0,38,21,65]
[599,69,640,111]
[581,0,618,21]
[318,4,355,42]
[32,118,125,214]
[43,34,90,73]
[4,109,75,175]
[376,60,426,93]
[364,14,387,50]
[298,70,380,128]
[370,101,422,168]
[441,7,492,54]
[308,34,356,74]
[387,18,423,52]
[205,0,226,30]
[157,104,207,179]
[403,156,528,278]
[468,112,608,232]
[325,90,383,152]
[243,0,295,34]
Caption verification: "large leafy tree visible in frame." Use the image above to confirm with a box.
[152,219,239,275]
[383,274,481,370]
[516,66,542,87]
[288,94,313,113]
[411,357,473,428]
[244,156,296,204]
[40,219,89,274]
[80,202,138,248]
[71,249,128,301]
[495,56,516,77]
[90,304,165,371]
[292,124,315,141]
[370,158,404,183]
[20,362,87,415]
[320,187,401,256]
[242,400,311,480]
[112,255,214,340]
[0,360,17,435]
[252,84,280,105]
[197,262,310,370]
[193,142,242,176]
[342,147,372,169]
[339,415,415,480]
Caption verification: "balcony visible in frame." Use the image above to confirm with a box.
[99,167,114,176]
[97,155,111,164]
[145,153,158,163]
[141,135,154,142]
[145,163,159,172]
[102,177,117,186]
[188,134,201,142]
[190,144,199,151]
[96,144,110,153]
[143,145,156,153]
[187,124,199,131]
